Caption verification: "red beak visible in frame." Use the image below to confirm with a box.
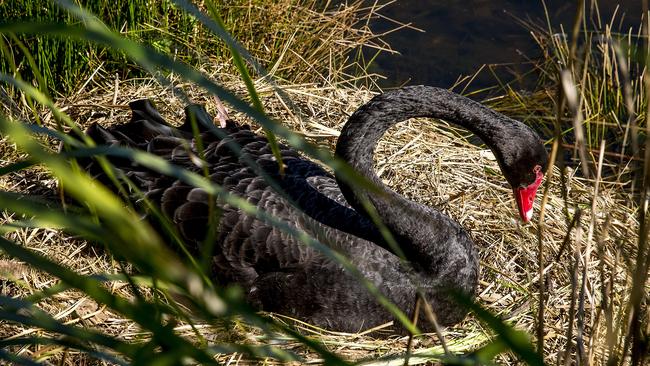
[514,166,544,222]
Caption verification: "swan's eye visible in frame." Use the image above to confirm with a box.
[520,165,543,188]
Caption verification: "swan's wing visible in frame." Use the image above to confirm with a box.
[76,99,378,280]
[73,101,418,332]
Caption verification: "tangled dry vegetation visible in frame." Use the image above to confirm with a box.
[0,65,642,365]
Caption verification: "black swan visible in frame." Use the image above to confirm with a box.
[76,86,548,332]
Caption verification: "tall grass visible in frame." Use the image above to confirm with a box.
[0,0,197,94]
[0,0,389,97]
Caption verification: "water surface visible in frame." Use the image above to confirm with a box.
[367,1,643,90]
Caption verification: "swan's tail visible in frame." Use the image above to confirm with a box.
[73,99,243,191]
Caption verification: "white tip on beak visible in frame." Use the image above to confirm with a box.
[524,207,533,222]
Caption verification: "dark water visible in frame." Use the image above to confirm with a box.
[367,1,644,90]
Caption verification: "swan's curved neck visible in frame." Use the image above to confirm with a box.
[334,86,516,269]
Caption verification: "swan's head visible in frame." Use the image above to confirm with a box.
[499,136,549,223]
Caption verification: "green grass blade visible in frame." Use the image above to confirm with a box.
[0,159,34,176]
[0,337,129,365]
[0,236,220,364]
[1,22,402,274]
[7,33,51,100]
[192,0,286,174]
[453,291,545,366]
[0,294,138,358]
[0,348,42,366]
[0,74,88,141]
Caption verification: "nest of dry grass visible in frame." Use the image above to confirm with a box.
[0,68,643,365]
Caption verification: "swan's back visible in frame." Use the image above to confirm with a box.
[80,100,423,331]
